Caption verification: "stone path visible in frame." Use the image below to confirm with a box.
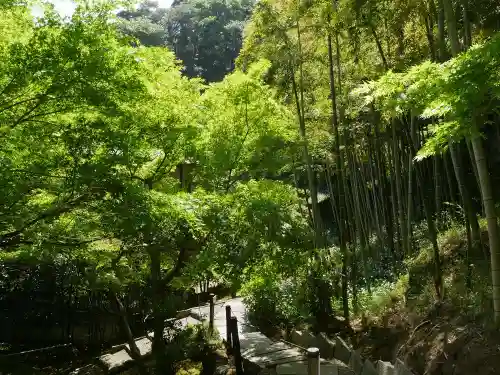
[95,298,353,375]
[188,298,352,375]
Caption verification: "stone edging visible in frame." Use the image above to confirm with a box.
[287,330,414,375]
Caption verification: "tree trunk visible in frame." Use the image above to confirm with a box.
[350,243,359,314]
[466,139,482,205]
[461,0,472,48]
[465,214,473,291]
[326,163,340,229]
[392,119,408,256]
[466,139,480,183]
[292,20,324,247]
[442,0,484,259]
[367,133,385,248]
[471,135,500,324]
[291,71,323,247]
[434,155,441,214]
[407,131,443,300]
[327,10,349,322]
[406,114,417,255]
[150,248,167,374]
[423,7,436,60]
[349,149,371,295]
[112,293,148,375]
[375,123,396,260]
[395,23,405,62]
[449,143,481,247]
[444,152,457,204]
[369,22,389,70]
[442,0,461,55]
[388,142,401,256]
[436,0,448,61]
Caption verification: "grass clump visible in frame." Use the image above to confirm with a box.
[176,361,202,375]
[355,220,492,323]
[353,274,408,324]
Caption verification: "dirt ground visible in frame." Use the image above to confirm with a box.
[351,229,500,375]
[350,302,500,375]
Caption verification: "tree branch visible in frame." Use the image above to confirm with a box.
[0,75,18,98]
[225,83,251,192]
[12,237,109,248]
[0,193,91,250]
[161,228,214,286]
[0,97,40,114]
[4,168,67,179]
[21,106,84,125]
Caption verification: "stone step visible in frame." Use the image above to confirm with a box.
[239,331,274,352]
[247,346,305,367]
[275,360,339,375]
[99,349,133,373]
[125,337,151,357]
[242,341,291,358]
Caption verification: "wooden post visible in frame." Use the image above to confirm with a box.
[265,364,277,375]
[209,293,215,332]
[307,347,320,375]
[225,305,232,348]
[230,316,244,375]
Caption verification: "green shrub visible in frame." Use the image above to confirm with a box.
[176,361,202,375]
[165,322,222,371]
[354,275,408,320]
[240,260,308,330]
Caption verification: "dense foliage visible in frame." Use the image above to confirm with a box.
[236,0,500,329]
[0,1,309,371]
[117,0,254,82]
[3,0,500,373]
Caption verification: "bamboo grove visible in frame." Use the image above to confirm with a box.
[2,2,500,370]
[237,0,500,323]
